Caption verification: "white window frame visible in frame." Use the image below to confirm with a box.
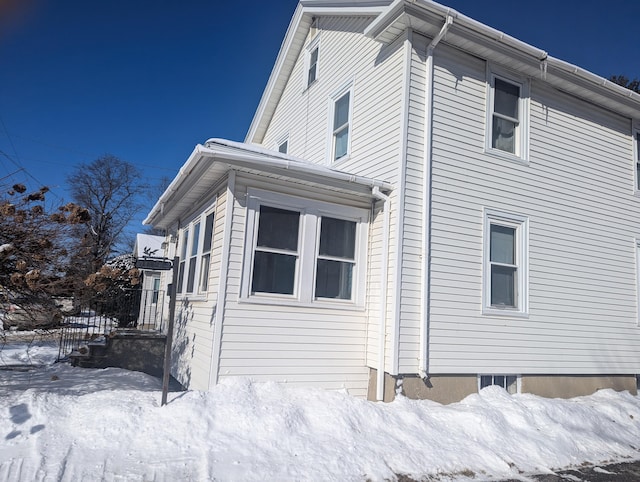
[478,374,521,394]
[483,209,529,316]
[486,67,530,162]
[198,210,215,294]
[633,125,640,193]
[304,35,320,90]
[176,203,216,298]
[240,188,368,308]
[276,133,289,154]
[327,81,354,164]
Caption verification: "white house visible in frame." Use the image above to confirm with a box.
[144,0,640,403]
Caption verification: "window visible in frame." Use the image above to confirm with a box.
[315,217,356,299]
[487,72,529,160]
[479,375,519,394]
[634,129,640,191]
[177,229,188,294]
[277,137,288,154]
[242,189,368,305]
[483,210,528,315]
[308,46,319,87]
[252,206,300,295]
[199,212,215,293]
[151,277,161,304]
[330,87,352,162]
[176,207,216,296]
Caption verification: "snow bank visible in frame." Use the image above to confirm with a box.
[1,360,639,481]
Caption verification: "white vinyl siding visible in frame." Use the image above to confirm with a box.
[257,16,404,376]
[220,175,372,396]
[423,43,640,376]
[170,189,226,391]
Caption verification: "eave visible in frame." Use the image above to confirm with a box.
[365,0,640,119]
[144,139,393,230]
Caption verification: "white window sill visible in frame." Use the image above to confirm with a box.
[485,147,529,166]
[237,295,365,312]
[482,307,529,319]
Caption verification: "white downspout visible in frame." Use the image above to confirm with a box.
[420,15,454,379]
[372,186,391,401]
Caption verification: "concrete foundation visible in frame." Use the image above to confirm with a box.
[368,369,638,404]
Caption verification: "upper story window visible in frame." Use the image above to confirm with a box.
[242,189,368,306]
[176,207,216,296]
[483,209,529,316]
[278,138,288,154]
[487,71,529,161]
[634,128,640,191]
[305,36,320,89]
[329,84,353,162]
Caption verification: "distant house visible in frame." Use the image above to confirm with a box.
[133,233,165,329]
[144,0,640,403]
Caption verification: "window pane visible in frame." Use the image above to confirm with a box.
[203,214,214,253]
[492,116,516,153]
[506,376,517,394]
[200,253,210,292]
[334,127,349,160]
[186,259,197,293]
[152,278,161,304]
[480,375,492,389]
[494,375,505,388]
[191,222,200,257]
[490,224,515,264]
[256,206,300,251]
[319,217,356,259]
[637,162,640,191]
[252,252,296,294]
[278,140,288,154]
[177,262,185,294]
[180,230,189,259]
[308,48,318,85]
[491,265,516,307]
[315,259,353,299]
[334,92,350,129]
[494,79,519,118]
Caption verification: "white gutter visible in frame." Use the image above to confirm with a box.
[372,186,391,401]
[420,14,453,379]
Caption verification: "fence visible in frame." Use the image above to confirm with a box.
[57,288,166,361]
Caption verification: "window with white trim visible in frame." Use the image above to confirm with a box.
[483,210,528,315]
[634,129,640,191]
[242,189,368,305]
[278,138,288,154]
[330,86,352,162]
[176,208,216,296]
[487,72,529,160]
[199,212,215,293]
[479,375,519,394]
[304,35,320,89]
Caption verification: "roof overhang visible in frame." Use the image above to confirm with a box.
[144,139,393,230]
[365,0,640,119]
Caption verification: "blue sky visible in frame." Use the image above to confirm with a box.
[1,0,638,232]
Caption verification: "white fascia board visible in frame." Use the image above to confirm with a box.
[366,0,640,116]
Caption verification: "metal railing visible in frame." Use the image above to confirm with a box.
[57,288,166,361]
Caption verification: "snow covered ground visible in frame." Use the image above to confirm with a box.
[1,338,639,481]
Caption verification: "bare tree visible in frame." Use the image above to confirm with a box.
[66,155,148,274]
[609,75,640,93]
